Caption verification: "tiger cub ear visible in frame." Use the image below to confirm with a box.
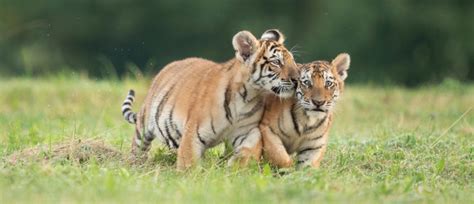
[232,31,259,63]
[332,53,351,81]
[261,29,285,44]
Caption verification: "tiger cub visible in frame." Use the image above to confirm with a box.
[122,29,298,170]
[260,53,350,169]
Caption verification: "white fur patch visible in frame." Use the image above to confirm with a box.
[261,32,277,41]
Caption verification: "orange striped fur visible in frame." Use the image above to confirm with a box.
[122,29,298,170]
[260,53,350,169]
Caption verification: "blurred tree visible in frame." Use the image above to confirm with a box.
[0,0,472,85]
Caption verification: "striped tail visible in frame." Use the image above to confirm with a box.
[122,89,137,124]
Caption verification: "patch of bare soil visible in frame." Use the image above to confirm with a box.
[5,138,123,165]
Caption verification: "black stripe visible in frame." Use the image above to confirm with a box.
[269,73,277,80]
[163,106,179,148]
[123,108,131,115]
[123,101,132,106]
[271,86,280,94]
[268,56,278,61]
[198,135,206,146]
[238,135,247,146]
[239,100,263,120]
[269,126,279,136]
[197,128,206,146]
[142,134,152,146]
[210,117,217,135]
[127,96,134,101]
[164,116,178,148]
[155,85,177,148]
[254,65,265,82]
[263,71,275,79]
[298,146,322,155]
[237,123,257,131]
[303,115,327,134]
[239,85,248,102]
[124,111,133,120]
[126,112,135,122]
[232,134,248,147]
[246,94,259,103]
[135,128,142,140]
[308,135,323,141]
[155,89,173,122]
[290,104,301,136]
[157,127,170,148]
[260,60,269,71]
[144,130,155,143]
[269,44,278,52]
[133,134,148,151]
[169,107,182,139]
[224,83,233,124]
[277,115,292,138]
[174,125,182,138]
[122,104,132,109]
[251,63,257,75]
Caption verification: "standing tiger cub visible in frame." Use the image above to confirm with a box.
[122,29,298,170]
[260,53,350,169]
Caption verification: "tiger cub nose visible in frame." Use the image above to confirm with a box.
[312,100,325,106]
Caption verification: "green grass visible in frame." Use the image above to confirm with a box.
[0,77,473,203]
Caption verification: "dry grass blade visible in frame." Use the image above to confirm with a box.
[430,107,472,148]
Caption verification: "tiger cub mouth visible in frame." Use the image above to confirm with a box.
[271,84,295,97]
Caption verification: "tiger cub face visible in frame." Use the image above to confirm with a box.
[296,53,351,116]
[233,29,298,98]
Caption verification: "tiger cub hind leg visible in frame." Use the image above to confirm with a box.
[176,125,208,171]
[128,129,156,164]
[227,127,263,167]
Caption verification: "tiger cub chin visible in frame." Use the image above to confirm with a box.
[260,53,350,169]
[121,29,298,170]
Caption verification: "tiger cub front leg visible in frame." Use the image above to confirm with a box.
[227,127,262,167]
[260,125,293,168]
[295,139,327,169]
[176,125,207,171]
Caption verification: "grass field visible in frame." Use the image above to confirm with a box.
[0,77,473,203]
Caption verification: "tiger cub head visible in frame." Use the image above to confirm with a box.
[296,53,351,116]
[232,29,298,98]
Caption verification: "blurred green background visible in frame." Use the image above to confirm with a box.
[1,0,473,86]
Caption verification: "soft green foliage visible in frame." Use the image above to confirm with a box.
[1,0,473,85]
[0,77,473,203]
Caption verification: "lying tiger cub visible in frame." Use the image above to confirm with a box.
[260,53,350,169]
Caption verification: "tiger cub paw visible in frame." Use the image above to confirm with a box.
[227,147,258,167]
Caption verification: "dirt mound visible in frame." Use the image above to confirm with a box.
[6,138,123,165]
